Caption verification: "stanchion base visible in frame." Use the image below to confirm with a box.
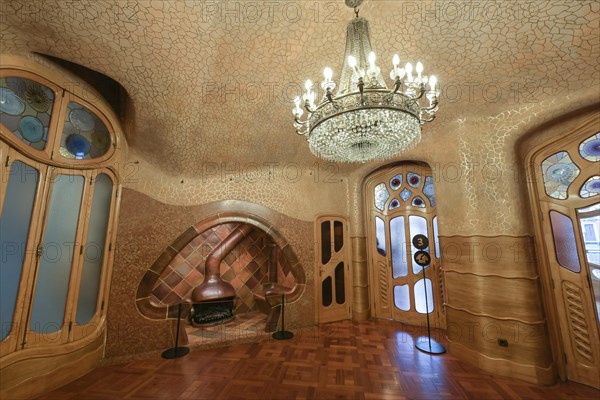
[415,337,446,354]
[272,331,294,340]
[161,347,190,359]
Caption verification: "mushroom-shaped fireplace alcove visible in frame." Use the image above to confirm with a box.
[135,213,305,347]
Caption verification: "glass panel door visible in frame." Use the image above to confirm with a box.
[28,171,86,345]
[75,173,113,326]
[0,153,44,355]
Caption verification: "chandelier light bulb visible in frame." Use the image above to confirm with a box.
[416,62,423,80]
[348,55,357,69]
[392,54,400,67]
[405,62,414,82]
[305,80,313,91]
[324,67,333,81]
[429,75,437,90]
[368,52,376,67]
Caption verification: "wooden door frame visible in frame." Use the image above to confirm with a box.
[524,115,600,384]
[362,161,445,327]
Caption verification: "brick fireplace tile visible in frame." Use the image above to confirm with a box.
[174,280,193,298]
[188,234,206,250]
[163,290,183,305]
[222,269,235,282]
[223,251,238,266]
[163,271,184,289]
[197,242,213,258]
[152,281,172,300]
[247,244,260,257]
[238,268,251,283]
[186,268,203,287]
[205,232,222,248]
[246,261,259,273]
[174,262,193,278]
[246,275,259,290]
[186,250,205,270]
[179,244,195,259]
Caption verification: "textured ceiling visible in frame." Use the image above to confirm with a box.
[1,0,598,176]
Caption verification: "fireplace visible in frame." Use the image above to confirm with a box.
[191,297,235,326]
[190,224,254,325]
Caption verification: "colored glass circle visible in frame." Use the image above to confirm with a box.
[584,139,600,157]
[0,87,25,115]
[18,115,44,143]
[66,134,91,158]
[69,108,95,131]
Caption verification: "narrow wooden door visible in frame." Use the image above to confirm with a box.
[544,202,600,387]
[316,217,351,323]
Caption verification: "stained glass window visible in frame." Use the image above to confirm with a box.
[579,133,600,162]
[400,188,412,202]
[374,183,389,211]
[541,151,580,199]
[423,176,436,206]
[580,176,600,198]
[388,198,401,210]
[60,102,111,160]
[407,172,422,188]
[389,174,402,190]
[411,196,426,208]
[0,77,55,151]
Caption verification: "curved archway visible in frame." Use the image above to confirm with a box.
[135,211,306,335]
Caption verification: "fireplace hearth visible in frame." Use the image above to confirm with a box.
[191,297,235,326]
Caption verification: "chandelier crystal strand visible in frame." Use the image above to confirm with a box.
[293,1,439,163]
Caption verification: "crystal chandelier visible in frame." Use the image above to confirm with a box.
[293,0,440,163]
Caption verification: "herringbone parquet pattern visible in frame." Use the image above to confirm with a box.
[37,319,599,399]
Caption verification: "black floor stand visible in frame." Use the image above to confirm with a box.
[415,265,446,355]
[272,294,293,340]
[162,303,190,359]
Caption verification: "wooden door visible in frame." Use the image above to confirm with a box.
[316,217,352,323]
[366,163,445,329]
[529,128,600,388]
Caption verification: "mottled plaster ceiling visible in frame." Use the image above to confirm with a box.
[1,0,598,176]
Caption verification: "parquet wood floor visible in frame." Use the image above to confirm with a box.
[37,319,599,400]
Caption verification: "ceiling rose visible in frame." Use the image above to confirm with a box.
[293,1,440,163]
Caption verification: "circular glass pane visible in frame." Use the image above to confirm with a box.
[18,115,44,142]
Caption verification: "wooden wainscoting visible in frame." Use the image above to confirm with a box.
[0,330,105,399]
[440,235,555,385]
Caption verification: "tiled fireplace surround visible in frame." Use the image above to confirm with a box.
[108,190,312,361]
[150,223,298,314]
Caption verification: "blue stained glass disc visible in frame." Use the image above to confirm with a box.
[66,134,91,158]
[18,115,44,142]
[584,140,600,157]
[0,87,25,116]
[69,108,95,131]
[547,163,575,184]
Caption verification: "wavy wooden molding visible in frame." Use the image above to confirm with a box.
[445,304,546,325]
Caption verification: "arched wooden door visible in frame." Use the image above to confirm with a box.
[529,129,600,388]
[365,162,445,328]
